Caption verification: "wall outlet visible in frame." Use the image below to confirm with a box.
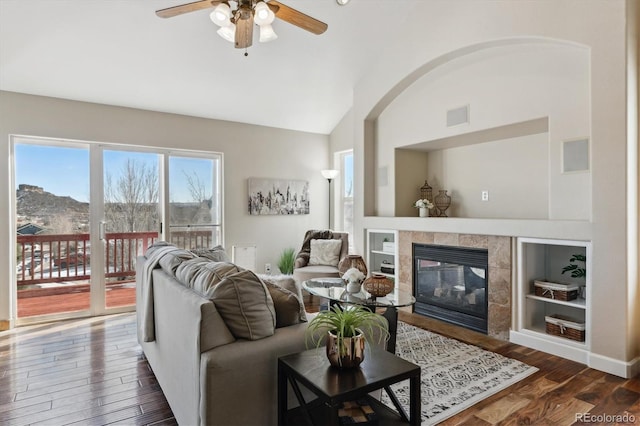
[265,263,272,274]
[481,190,489,201]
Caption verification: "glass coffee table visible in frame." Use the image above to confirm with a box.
[303,278,416,354]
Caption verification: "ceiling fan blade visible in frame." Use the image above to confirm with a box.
[235,7,254,49]
[267,1,328,35]
[156,0,221,18]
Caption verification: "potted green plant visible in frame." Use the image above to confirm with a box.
[306,305,389,368]
[561,254,586,278]
[277,248,296,275]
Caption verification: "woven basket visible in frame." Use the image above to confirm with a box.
[363,273,394,297]
[545,314,585,342]
[534,280,579,301]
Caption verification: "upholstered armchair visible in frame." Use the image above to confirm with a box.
[292,230,349,283]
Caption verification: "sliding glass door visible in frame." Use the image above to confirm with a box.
[13,138,222,323]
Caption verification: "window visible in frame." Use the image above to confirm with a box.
[337,150,353,243]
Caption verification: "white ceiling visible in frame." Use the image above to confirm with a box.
[0,0,420,134]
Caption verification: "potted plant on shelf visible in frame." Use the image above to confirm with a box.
[306,305,389,368]
[413,198,434,217]
[277,248,296,275]
[562,253,587,299]
[561,254,586,278]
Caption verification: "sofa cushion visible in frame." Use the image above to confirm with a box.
[191,245,231,263]
[293,265,341,283]
[175,258,242,294]
[157,249,197,276]
[210,270,276,340]
[308,239,342,266]
[262,280,306,327]
[259,275,307,322]
[174,257,210,285]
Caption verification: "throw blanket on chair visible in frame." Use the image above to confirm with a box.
[139,242,189,342]
[296,229,333,267]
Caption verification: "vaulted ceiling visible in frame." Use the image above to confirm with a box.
[0,0,421,134]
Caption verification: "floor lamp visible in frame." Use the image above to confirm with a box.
[321,169,339,230]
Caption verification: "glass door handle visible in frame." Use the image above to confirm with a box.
[99,221,106,241]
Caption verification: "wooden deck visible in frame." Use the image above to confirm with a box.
[18,286,136,318]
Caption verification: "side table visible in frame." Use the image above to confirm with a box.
[278,347,421,425]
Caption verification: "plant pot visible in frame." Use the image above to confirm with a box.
[346,281,362,294]
[326,329,365,368]
[419,207,428,217]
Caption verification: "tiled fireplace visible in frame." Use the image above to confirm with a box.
[397,232,512,340]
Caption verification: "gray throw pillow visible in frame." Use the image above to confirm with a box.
[189,262,244,298]
[263,281,305,328]
[191,245,231,263]
[210,270,276,340]
[259,275,307,324]
[157,249,197,276]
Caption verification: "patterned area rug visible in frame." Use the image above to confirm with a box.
[381,321,538,425]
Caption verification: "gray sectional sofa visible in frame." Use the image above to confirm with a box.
[136,243,311,425]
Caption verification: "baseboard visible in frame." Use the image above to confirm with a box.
[588,352,640,379]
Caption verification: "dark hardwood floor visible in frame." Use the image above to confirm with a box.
[1,299,639,425]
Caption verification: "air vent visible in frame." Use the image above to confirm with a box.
[446,105,469,127]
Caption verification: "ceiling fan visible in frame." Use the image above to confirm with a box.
[156,0,328,53]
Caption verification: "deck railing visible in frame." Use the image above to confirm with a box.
[16,230,217,287]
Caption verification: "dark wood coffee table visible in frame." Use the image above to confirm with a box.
[278,347,421,425]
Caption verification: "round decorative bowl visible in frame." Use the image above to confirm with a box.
[363,273,394,297]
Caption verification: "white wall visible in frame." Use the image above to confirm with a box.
[376,42,589,220]
[351,0,632,372]
[0,91,331,325]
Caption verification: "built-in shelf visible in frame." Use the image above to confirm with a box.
[511,237,591,365]
[366,230,398,281]
[525,294,586,310]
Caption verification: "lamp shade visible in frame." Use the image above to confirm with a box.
[338,254,368,278]
[217,24,236,43]
[258,24,278,42]
[253,1,275,25]
[321,169,339,180]
[210,3,231,26]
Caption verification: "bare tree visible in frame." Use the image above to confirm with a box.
[184,170,210,203]
[105,159,158,233]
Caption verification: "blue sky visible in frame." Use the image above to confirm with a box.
[15,144,214,203]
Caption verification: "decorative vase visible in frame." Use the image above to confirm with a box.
[346,281,362,294]
[434,190,451,217]
[419,207,428,217]
[326,329,365,368]
[338,254,368,277]
[363,273,394,297]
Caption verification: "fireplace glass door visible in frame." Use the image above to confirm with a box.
[414,244,488,333]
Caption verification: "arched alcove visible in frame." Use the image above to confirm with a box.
[363,38,590,220]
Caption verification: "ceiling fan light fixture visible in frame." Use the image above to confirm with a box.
[210,3,231,27]
[253,1,274,25]
[217,23,236,43]
[258,24,278,42]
